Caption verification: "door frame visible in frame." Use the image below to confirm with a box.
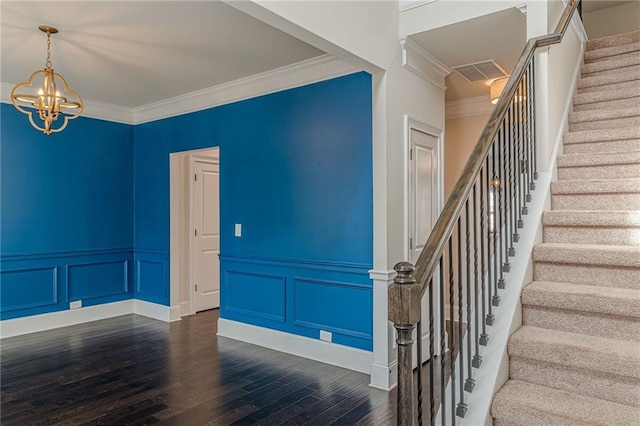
[403,115,444,261]
[188,152,220,315]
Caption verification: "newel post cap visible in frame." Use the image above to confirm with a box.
[388,262,421,325]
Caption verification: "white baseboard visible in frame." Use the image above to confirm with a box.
[179,302,192,317]
[1,299,179,338]
[217,318,373,374]
[370,360,398,390]
[0,300,134,339]
[133,299,181,323]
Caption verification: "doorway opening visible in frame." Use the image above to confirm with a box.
[169,147,220,317]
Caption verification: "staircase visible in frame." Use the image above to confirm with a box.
[491,30,640,424]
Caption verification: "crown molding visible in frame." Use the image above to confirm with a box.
[133,54,359,125]
[400,38,452,90]
[1,82,135,124]
[1,54,359,126]
[446,95,494,119]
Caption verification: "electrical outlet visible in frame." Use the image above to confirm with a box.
[234,223,242,237]
[70,300,82,310]
[319,330,332,342]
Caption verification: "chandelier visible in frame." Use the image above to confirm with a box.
[11,26,83,135]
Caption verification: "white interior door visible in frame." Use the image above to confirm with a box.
[406,119,442,359]
[409,128,440,264]
[192,159,220,312]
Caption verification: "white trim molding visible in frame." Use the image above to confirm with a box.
[217,318,373,374]
[446,95,494,119]
[0,299,178,339]
[1,54,359,126]
[133,54,358,124]
[0,300,133,339]
[369,268,398,390]
[1,82,135,124]
[134,299,181,323]
[400,38,452,90]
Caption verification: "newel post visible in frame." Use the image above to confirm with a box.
[389,261,421,425]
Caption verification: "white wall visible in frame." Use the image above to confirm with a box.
[223,0,399,72]
[444,113,491,199]
[584,2,640,39]
[400,0,521,37]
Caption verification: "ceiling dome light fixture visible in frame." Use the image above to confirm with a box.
[489,76,509,105]
[11,26,83,135]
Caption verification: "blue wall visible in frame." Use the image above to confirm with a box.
[1,105,134,319]
[1,73,373,350]
[134,73,373,350]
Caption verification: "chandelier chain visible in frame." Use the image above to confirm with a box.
[46,32,52,68]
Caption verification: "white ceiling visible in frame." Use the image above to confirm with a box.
[1,1,325,109]
[410,7,526,102]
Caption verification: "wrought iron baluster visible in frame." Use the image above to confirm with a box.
[440,255,447,426]
[429,276,435,426]
[417,319,423,426]
[472,183,482,368]
[448,239,456,425]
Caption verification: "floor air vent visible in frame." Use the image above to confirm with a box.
[452,60,508,82]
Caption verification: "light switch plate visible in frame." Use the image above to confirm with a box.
[234,223,242,237]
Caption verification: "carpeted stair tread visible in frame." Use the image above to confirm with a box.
[509,357,640,408]
[523,304,640,342]
[563,126,640,145]
[533,243,640,268]
[562,138,640,155]
[573,84,640,107]
[522,281,640,319]
[508,326,640,379]
[542,210,640,227]
[578,77,640,95]
[492,380,640,425]
[585,40,640,63]
[551,178,640,195]
[582,54,640,77]
[556,151,640,179]
[569,105,640,124]
[557,150,640,168]
[542,210,640,246]
[577,68,640,92]
[587,30,640,51]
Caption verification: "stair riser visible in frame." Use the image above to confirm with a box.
[523,305,640,342]
[544,225,640,246]
[569,115,640,132]
[578,79,640,94]
[510,356,640,408]
[534,263,640,290]
[551,193,640,211]
[563,139,640,154]
[573,96,640,112]
[557,163,640,180]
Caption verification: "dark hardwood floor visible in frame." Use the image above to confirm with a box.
[1,310,400,425]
